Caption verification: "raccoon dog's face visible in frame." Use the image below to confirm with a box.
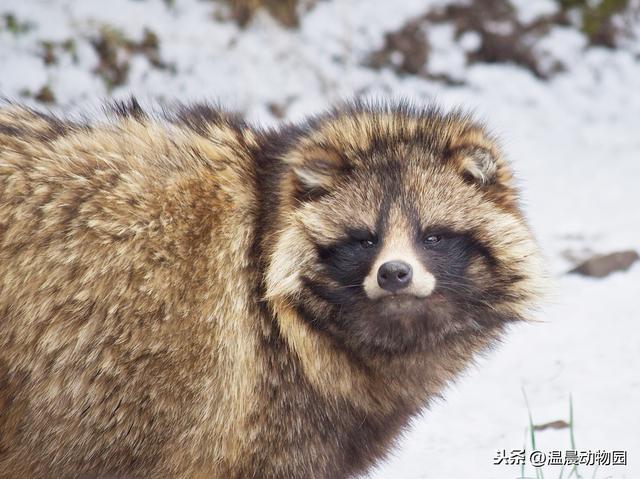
[266,104,545,357]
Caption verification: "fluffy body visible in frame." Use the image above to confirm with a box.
[0,100,545,478]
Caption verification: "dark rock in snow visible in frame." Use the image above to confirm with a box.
[569,250,639,278]
[533,420,570,431]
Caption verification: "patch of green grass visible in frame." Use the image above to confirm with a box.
[217,0,303,28]
[519,393,614,479]
[39,38,78,66]
[19,84,57,104]
[556,0,632,46]
[2,13,34,35]
[34,84,56,104]
[90,25,172,91]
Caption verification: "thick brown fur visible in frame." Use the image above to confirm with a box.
[0,99,546,478]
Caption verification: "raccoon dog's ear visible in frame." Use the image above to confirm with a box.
[287,147,349,198]
[447,124,512,189]
[448,131,519,207]
[453,146,499,186]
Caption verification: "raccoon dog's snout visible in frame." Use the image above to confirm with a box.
[377,260,412,292]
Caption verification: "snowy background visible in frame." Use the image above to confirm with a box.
[1,0,639,477]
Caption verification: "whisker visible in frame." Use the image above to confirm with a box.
[330,284,364,290]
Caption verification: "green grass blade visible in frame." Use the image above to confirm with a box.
[522,426,528,479]
[568,394,582,479]
[522,388,544,479]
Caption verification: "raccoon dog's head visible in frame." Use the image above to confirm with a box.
[266,102,545,358]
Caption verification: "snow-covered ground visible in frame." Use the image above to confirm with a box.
[1,1,639,477]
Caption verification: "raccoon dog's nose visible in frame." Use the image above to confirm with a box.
[377,261,413,292]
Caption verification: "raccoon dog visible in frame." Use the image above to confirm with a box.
[0,100,545,478]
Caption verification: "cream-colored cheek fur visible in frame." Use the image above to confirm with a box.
[363,228,436,300]
[265,224,310,301]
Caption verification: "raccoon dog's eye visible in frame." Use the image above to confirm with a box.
[423,234,442,246]
[359,238,377,249]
